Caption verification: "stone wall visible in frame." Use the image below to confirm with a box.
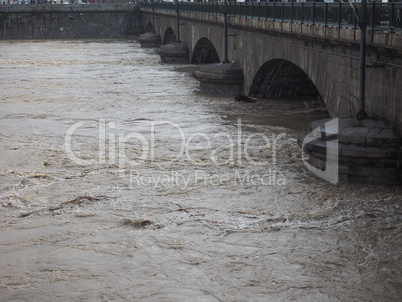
[0,4,140,39]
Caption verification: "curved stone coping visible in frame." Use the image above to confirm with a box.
[297,132,401,159]
[194,62,244,84]
[156,43,189,56]
[138,32,161,40]
[307,118,401,145]
[198,62,243,75]
[298,118,401,184]
[138,32,161,48]
[307,155,400,184]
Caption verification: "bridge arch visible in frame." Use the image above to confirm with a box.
[162,27,177,45]
[249,59,322,100]
[191,38,220,64]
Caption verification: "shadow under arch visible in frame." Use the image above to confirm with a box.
[249,59,322,100]
[162,27,177,45]
[145,21,154,33]
[191,38,220,64]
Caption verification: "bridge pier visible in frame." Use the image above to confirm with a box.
[298,118,402,184]
[194,62,244,95]
[138,32,161,48]
[156,42,189,64]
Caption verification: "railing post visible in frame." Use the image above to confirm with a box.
[390,2,395,30]
[282,2,284,22]
[265,1,268,21]
[152,1,155,33]
[324,3,328,27]
[338,2,341,28]
[176,0,180,42]
[301,2,304,24]
[223,0,229,63]
[273,2,276,22]
[291,2,294,23]
[372,2,375,31]
[312,2,315,25]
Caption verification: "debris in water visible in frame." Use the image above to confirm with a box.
[234,94,258,102]
[19,211,38,218]
[122,219,153,229]
[18,196,103,218]
[62,196,101,205]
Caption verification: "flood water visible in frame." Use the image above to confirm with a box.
[0,39,401,301]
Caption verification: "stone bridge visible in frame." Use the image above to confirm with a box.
[1,3,401,130]
[140,4,402,130]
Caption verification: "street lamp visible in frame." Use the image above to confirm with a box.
[223,0,229,63]
[175,0,181,43]
[357,0,367,119]
[152,0,155,33]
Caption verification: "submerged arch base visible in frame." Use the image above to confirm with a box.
[249,59,321,100]
[191,37,220,65]
[162,27,177,45]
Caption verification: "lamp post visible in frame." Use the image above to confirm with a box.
[152,0,155,33]
[176,0,181,43]
[223,0,229,63]
[357,0,367,119]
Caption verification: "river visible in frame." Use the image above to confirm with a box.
[0,39,401,301]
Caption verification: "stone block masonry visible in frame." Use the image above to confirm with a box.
[297,118,402,185]
[0,4,139,39]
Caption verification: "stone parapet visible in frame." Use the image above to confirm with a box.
[144,8,402,55]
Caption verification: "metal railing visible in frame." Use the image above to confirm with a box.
[140,2,402,32]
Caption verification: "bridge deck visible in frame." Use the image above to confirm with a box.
[142,4,402,53]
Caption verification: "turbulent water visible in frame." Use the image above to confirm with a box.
[0,39,401,301]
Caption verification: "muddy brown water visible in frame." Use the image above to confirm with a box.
[0,39,401,301]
